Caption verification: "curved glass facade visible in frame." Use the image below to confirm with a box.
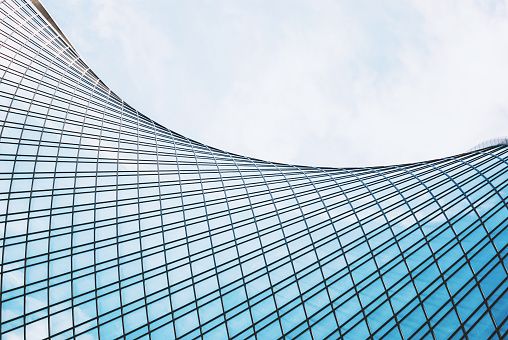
[1,1,508,339]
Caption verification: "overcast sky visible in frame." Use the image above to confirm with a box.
[41,0,508,167]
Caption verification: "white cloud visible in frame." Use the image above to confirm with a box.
[41,0,508,167]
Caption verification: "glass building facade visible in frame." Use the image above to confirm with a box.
[1,1,508,339]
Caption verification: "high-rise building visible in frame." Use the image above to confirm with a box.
[1,1,507,339]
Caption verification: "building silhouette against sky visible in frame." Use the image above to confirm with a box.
[1,1,508,339]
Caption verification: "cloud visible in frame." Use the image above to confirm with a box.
[41,0,508,167]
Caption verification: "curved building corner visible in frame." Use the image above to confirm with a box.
[1,1,508,339]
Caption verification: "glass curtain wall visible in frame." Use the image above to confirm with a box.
[1,0,508,339]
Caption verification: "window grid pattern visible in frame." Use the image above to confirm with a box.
[1,1,508,339]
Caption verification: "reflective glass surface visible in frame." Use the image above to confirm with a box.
[1,1,508,339]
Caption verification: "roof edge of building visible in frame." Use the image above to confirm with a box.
[29,0,78,54]
[468,137,508,152]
